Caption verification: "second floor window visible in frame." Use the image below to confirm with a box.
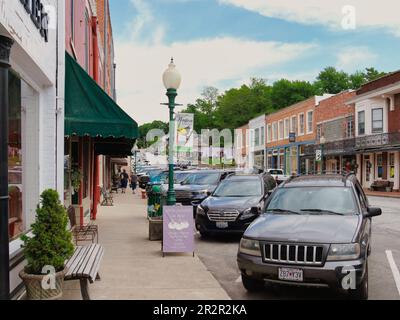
[254,128,260,146]
[299,114,305,135]
[273,122,278,141]
[372,108,383,133]
[284,118,290,138]
[358,111,365,135]
[307,111,314,133]
[291,116,297,133]
[261,127,265,145]
[279,121,284,140]
[346,116,354,138]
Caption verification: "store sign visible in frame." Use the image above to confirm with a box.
[163,206,194,254]
[20,0,49,42]
[289,132,296,143]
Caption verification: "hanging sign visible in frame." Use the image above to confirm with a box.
[316,149,322,162]
[163,206,194,254]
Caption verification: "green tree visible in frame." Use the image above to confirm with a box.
[271,79,316,109]
[137,120,169,148]
[314,67,351,94]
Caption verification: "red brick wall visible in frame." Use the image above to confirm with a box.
[389,94,400,133]
[315,91,356,124]
[266,97,317,148]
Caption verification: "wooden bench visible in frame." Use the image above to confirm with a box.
[67,206,99,245]
[101,187,114,206]
[370,180,394,192]
[65,244,104,300]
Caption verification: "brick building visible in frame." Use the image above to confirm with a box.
[348,71,400,191]
[64,0,138,226]
[303,91,357,174]
[265,95,332,175]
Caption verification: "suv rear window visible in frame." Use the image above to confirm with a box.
[266,187,358,216]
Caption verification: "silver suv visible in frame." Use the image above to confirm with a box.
[237,174,382,300]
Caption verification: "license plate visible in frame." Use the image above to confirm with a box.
[216,222,229,229]
[278,268,304,282]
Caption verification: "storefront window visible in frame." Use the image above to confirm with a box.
[64,139,72,207]
[8,72,23,240]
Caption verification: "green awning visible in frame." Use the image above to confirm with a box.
[65,52,138,139]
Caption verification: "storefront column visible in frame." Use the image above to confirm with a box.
[356,154,362,182]
[395,151,400,191]
[0,35,14,300]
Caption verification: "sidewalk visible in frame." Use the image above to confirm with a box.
[364,190,400,199]
[62,192,230,300]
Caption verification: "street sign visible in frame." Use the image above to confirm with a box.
[316,149,322,162]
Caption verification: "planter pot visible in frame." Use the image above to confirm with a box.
[19,269,67,300]
[149,216,163,241]
[386,187,392,192]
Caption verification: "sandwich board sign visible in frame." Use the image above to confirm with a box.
[163,206,195,256]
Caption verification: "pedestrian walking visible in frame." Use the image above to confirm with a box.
[130,173,138,194]
[120,169,129,193]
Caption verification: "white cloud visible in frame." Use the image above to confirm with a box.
[114,0,318,124]
[336,47,377,72]
[218,0,400,36]
[115,37,316,124]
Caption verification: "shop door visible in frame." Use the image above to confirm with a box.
[363,155,373,188]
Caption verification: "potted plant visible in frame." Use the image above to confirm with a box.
[19,190,74,300]
[71,166,82,194]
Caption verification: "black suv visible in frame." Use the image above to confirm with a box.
[196,174,277,237]
[237,174,382,300]
[174,170,234,207]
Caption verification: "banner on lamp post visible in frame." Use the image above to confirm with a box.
[175,113,194,153]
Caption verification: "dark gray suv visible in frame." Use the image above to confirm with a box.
[237,174,382,300]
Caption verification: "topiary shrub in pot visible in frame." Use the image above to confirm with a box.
[19,189,74,300]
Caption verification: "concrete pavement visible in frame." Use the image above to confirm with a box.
[62,192,230,300]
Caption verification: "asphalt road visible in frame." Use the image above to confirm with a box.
[195,196,400,300]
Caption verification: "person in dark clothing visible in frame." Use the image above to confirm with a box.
[130,173,138,194]
[120,170,129,193]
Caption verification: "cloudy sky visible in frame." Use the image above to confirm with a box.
[109,0,400,125]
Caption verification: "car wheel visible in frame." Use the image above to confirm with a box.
[349,261,369,300]
[242,274,265,292]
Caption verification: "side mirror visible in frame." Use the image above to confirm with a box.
[365,207,382,218]
[251,207,259,215]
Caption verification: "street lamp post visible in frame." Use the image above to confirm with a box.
[163,58,182,206]
[0,35,14,301]
[320,136,326,174]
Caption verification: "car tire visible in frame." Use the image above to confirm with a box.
[242,274,265,292]
[349,261,369,300]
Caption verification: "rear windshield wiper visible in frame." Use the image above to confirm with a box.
[300,209,345,216]
[266,209,301,215]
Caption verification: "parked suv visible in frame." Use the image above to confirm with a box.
[174,170,234,215]
[196,174,277,237]
[237,174,382,300]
